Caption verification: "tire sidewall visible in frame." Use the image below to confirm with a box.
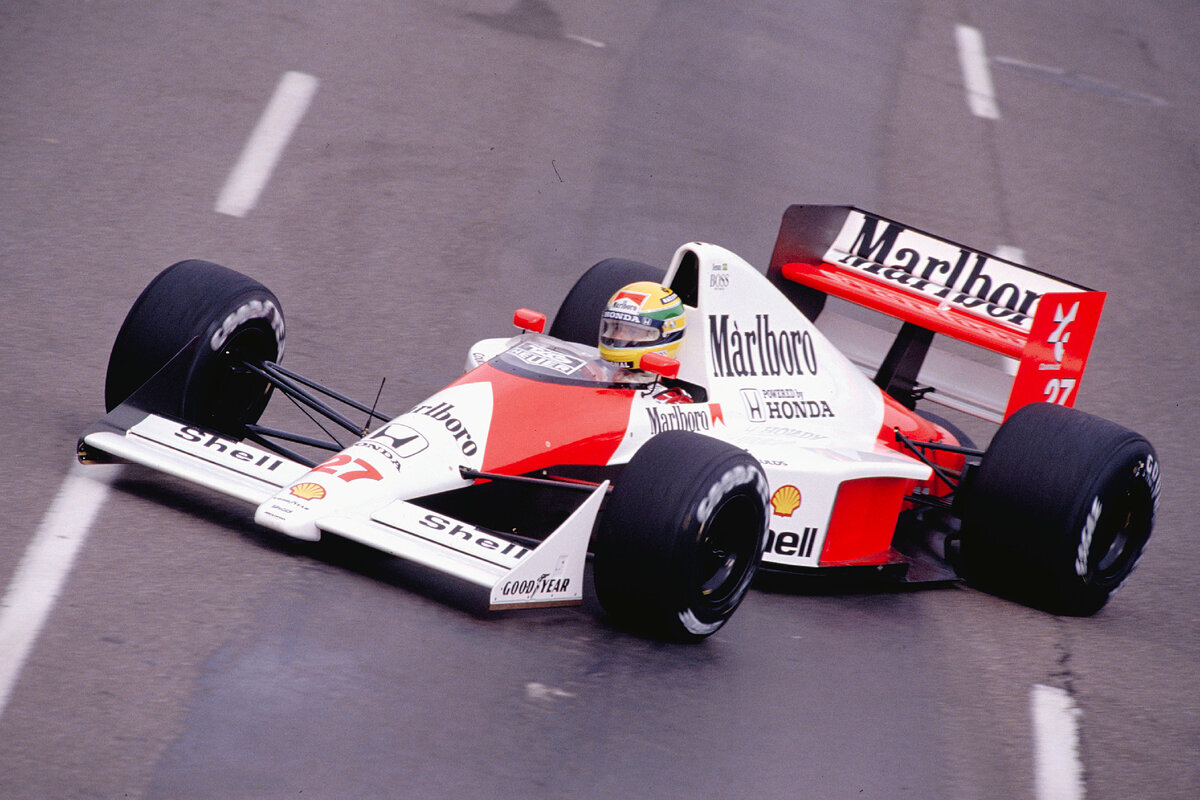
[594,431,769,640]
[958,402,1159,615]
[674,467,769,634]
[181,288,284,426]
[105,260,284,431]
[1054,440,1159,612]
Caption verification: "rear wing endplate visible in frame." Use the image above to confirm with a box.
[767,205,1105,422]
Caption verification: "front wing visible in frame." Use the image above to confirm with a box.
[78,407,603,611]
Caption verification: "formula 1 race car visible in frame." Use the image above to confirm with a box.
[78,205,1160,640]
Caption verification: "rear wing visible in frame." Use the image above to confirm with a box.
[767,205,1105,422]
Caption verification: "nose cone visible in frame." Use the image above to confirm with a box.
[255,381,495,540]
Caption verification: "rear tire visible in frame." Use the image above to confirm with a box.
[104,260,285,433]
[594,431,769,641]
[957,403,1159,615]
[548,258,664,345]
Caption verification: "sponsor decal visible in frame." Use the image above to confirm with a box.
[829,212,1073,328]
[1004,290,1104,418]
[740,388,834,422]
[709,263,730,290]
[756,426,826,441]
[416,513,529,561]
[369,424,429,458]
[604,310,647,324]
[290,482,327,501]
[173,426,286,472]
[709,403,725,426]
[611,290,648,311]
[312,453,384,482]
[709,314,818,378]
[1040,300,1080,405]
[409,401,479,456]
[740,388,764,421]
[646,405,714,435]
[354,440,404,473]
[209,298,285,355]
[770,485,801,517]
[498,573,572,597]
[766,526,819,558]
[509,341,587,376]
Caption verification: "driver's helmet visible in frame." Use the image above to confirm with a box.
[598,281,687,368]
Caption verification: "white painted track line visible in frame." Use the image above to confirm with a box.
[955,24,1000,120]
[1031,684,1086,800]
[215,70,319,218]
[0,464,119,718]
[565,33,605,48]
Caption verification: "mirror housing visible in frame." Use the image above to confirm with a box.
[513,308,546,333]
[639,352,681,380]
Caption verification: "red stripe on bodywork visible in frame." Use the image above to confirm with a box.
[819,477,907,566]
[453,364,635,475]
[877,391,965,499]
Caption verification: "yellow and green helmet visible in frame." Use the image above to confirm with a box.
[598,281,687,368]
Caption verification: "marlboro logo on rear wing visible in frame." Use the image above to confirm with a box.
[767,205,1105,422]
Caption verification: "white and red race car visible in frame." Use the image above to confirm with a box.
[78,206,1160,640]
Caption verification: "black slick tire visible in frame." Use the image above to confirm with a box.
[104,260,285,433]
[548,258,664,345]
[593,431,769,641]
[957,402,1160,615]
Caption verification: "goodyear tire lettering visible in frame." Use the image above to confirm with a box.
[1075,496,1102,577]
[210,298,285,354]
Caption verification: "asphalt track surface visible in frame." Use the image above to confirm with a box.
[1,2,1197,798]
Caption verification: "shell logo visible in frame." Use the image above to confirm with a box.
[770,485,801,517]
[289,482,327,501]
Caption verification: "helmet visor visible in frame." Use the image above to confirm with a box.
[600,316,660,347]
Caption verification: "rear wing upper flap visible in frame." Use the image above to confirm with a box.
[767,205,1106,422]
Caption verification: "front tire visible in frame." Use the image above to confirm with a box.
[594,431,769,641]
[957,403,1160,615]
[104,260,285,433]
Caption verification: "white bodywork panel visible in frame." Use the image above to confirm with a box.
[659,243,932,567]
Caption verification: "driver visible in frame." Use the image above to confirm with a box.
[598,280,687,370]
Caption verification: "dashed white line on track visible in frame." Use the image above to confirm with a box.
[215,70,319,218]
[0,464,119,718]
[1031,683,1086,800]
[565,33,605,48]
[955,24,1000,120]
